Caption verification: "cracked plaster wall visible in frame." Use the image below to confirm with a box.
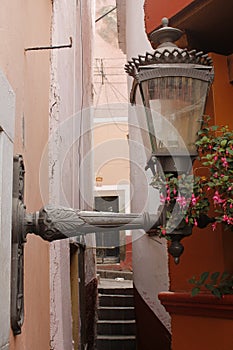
[0,71,15,350]
[49,0,95,349]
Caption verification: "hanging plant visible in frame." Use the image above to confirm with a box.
[151,118,233,237]
[196,121,233,229]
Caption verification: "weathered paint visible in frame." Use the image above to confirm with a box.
[49,0,95,349]
[0,72,15,350]
[125,0,171,336]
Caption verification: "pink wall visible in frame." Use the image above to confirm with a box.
[0,1,52,349]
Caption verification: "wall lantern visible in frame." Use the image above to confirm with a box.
[125,18,214,261]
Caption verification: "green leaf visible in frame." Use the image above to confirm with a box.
[191,287,200,297]
[210,272,220,284]
[211,125,219,131]
[227,149,233,156]
[221,139,227,147]
[199,271,209,284]
[205,284,215,291]
[222,176,229,182]
[212,288,222,299]
[220,271,230,281]
[188,277,196,284]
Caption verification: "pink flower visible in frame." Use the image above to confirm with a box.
[191,193,197,206]
[160,194,166,204]
[212,222,217,231]
[213,191,224,204]
[161,229,166,235]
[222,214,233,225]
[177,195,188,208]
[221,157,228,168]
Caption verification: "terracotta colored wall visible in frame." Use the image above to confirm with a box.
[169,53,233,292]
[144,0,194,33]
[0,1,51,349]
[143,2,233,349]
[172,314,233,350]
[158,53,233,350]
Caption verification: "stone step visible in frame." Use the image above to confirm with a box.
[98,287,134,296]
[96,335,136,350]
[98,293,135,307]
[97,269,133,280]
[97,319,136,336]
[98,306,135,320]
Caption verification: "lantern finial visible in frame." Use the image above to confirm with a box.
[161,17,169,27]
[150,17,183,48]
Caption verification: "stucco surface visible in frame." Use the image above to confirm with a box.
[0,72,15,350]
[49,0,95,348]
[0,1,52,349]
[125,0,171,331]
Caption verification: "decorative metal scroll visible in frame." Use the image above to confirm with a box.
[11,155,26,335]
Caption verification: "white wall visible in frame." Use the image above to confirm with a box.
[47,1,95,349]
[125,0,171,331]
[0,71,15,350]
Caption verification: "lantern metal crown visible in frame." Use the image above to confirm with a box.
[125,17,214,175]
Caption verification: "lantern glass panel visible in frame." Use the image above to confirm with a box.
[140,76,209,154]
[134,87,154,160]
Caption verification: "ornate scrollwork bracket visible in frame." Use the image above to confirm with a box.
[11,155,26,335]
[11,155,163,335]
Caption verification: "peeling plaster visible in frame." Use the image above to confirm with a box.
[49,243,59,350]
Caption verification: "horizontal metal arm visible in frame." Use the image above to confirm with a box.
[12,155,163,336]
[25,205,162,242]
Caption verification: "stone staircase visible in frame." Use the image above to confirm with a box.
[97,281,137,350]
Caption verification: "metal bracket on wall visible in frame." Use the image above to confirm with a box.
[11,155,26,335]
[11,155,162,335]
[25,37,72,52]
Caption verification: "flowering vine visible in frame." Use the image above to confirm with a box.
[151,118,233,237]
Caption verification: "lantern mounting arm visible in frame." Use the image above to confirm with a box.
[21,205,162,242]
[11,155,164,335]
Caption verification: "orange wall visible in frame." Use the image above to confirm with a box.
[0,1,51,349]
[160,51,233,350]
[211,54,233,128]
[144,0,194,33]
[169,53,233,292]
[143,1,233,348]
[172,314,233,350]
